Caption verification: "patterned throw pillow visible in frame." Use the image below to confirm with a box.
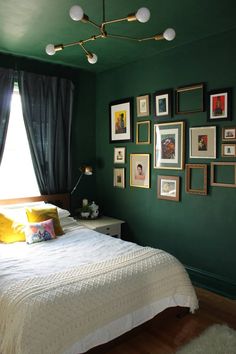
[25,219,56,244]
[26,207,64,236]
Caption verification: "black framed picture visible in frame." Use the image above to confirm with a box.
[154,89,173,118]
[207,88,232,121]
[109,98,133,143]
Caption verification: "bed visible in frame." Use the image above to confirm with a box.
[0,194,198,354]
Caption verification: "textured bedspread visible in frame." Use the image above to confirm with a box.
[0,245,198,354]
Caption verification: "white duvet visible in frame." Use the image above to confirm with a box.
[0,217,198,354]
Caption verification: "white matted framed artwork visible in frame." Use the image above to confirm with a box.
[130,154,150,189]
[109,98,133,143]
[136,95,150,117]
[157,175,180,201]
[114,147,126,164]
[189,126,216,159]
[113,168,125,188]
[154,121,185,170]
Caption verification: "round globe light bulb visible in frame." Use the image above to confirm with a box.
[87,53,98,64]
[45,44,55,56]
[69,5,84,21]
[163,28,176,41]
[135,7,150,23]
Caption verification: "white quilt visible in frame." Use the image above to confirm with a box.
[0,219,198,354]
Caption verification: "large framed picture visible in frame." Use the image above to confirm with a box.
[130,154,150,188]
[207,88,232,121]
[136,94,150,117]
[114,147,126,163]
[113,168,125,188]
[157,175,180,201]
[154,121,185,170]
[154,89,173,118]
[110,98,133,143]
[189,126,216,159]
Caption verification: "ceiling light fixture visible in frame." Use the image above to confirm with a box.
[45,1,176,65]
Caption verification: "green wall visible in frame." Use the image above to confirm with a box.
[0,52,97,208]
[95,29,236,298]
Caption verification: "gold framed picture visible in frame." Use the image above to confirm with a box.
[136,121,150,145]
[113,168,125,188]
[130,154,150,189]
[136,95,150,117]
[154,121,185,170]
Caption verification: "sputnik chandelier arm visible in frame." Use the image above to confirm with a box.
[45,1,176,65]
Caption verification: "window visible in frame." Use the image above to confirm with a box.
[0,85,40,198]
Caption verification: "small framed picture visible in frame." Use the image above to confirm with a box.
[189,126,216,159]
[222,127,236,141]
[154,89,173,118]
[110,98,133,143]
[157,175,180,201]
[114,147,126,163]
[136,121,150,145]
[130,154,150,189]
[136,95,150,117]
[221,144,236,157]
[207,88,232,121]
[113,168,125,188]
[154,121,185,170]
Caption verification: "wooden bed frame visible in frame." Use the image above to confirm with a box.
[0,193,70,211]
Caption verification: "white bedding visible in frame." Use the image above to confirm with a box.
[0,217,198,354]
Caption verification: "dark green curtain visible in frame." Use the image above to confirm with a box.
[0,68,14,164]
[17,71,74,195]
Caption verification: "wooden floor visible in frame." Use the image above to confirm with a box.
[88,287,236,354]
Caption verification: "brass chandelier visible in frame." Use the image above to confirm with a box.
[45,1,176,64]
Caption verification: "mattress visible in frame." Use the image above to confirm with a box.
[0,217,198,354]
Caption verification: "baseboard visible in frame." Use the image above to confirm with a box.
[184,265,236,300]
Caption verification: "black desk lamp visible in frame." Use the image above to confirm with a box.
[71,165,93,195]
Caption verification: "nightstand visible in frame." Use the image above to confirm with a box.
[75,216,125,238]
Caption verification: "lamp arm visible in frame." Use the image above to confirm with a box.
[70,173,84,195]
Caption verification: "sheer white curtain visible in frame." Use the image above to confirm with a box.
[0,87,40,198]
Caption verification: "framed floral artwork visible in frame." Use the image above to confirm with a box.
[207,88,232,121]
[154,121,185,170]
[189,126,216,159]
[130,154,150,188]
[110,98,133,143]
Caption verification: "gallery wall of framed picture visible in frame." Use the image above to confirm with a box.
[110,82,235,200]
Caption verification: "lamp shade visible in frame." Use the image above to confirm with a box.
[135,7,150,23]
[163,28,176,41]
[84,166,93,175]
[69,5,84,21]
[87,53,98,64]
[45,44,55,55]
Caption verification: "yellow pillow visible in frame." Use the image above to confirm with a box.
[26,207,64,236]
[0,213,25,243]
